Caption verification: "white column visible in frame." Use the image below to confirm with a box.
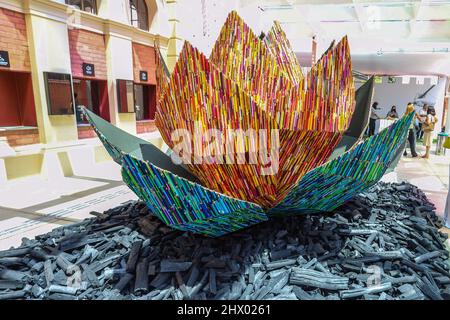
[166,0,182,72]
[25,3,77,144]
[444,78,450,134]
[104,30,136,134]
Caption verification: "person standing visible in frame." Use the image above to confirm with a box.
[403,103,419,158]
[74,93,84,123]
[368,102,381,136]
[421,106,438,159]
[386,105,399,119]
[444,139,450,228]
[417,104,429,140]
[445,181,450,229]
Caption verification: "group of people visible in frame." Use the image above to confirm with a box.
[368,102,399,136]
[369,102,438,159]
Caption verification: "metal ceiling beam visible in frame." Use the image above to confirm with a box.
[237,0,450,43]
[409,0,424,38]
[352,1,368,33]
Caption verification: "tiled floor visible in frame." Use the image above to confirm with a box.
[381,144,450,249]
[381,144,449,219]
[0,161,137,250]
[0,144,448,250]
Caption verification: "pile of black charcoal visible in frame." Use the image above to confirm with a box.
[0,182,449,300]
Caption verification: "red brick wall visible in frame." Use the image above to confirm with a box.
[68,29,107,79]
[77,125,96,139]
[136,120,157,134]
[132,43,156,85]
[0,8,31,72]
[0,128,40,147]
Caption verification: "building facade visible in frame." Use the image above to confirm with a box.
[0,0,179,148]
[0,0,181,181]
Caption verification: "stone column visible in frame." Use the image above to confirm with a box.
[166,0,182,72]
[24,0,78,144]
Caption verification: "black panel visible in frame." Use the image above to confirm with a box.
[346,77,374,139]
[328,77,374,161]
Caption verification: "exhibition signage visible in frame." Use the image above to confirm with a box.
[140,71,148,82]
[82,63,95,77]
[0,51,10,68]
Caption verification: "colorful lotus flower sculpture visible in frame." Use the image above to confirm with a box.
[84,11,413,237]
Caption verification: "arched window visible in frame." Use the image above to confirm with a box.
[66,0,98,15]
[130,0,149,31]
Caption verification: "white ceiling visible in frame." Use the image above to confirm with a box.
[296,51,450,75]
[236,0,450,75]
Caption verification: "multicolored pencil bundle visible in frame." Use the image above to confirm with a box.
[83,11,413,237]
[156,11,355,208]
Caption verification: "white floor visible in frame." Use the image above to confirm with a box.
[0,160,137,250]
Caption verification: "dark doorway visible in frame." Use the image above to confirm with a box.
[0,71,37,127]
[134,83,156,121]
[73,78,110,124]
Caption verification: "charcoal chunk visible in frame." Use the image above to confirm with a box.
[160,260,192,273]
[290,268,349,291]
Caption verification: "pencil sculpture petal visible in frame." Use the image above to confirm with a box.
[84,11,411,237]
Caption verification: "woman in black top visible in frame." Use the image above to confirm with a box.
[386,106,399,119]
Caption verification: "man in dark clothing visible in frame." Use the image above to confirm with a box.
[403,103,418,158]
[368,102,381,136]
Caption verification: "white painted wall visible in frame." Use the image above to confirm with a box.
[32,17,72,74]
[98,0,130,23]
[105,34,136,133]
[149,0,171,37]
[27,13,78,143]
[372,76,447,135]
[107,36,134,80]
